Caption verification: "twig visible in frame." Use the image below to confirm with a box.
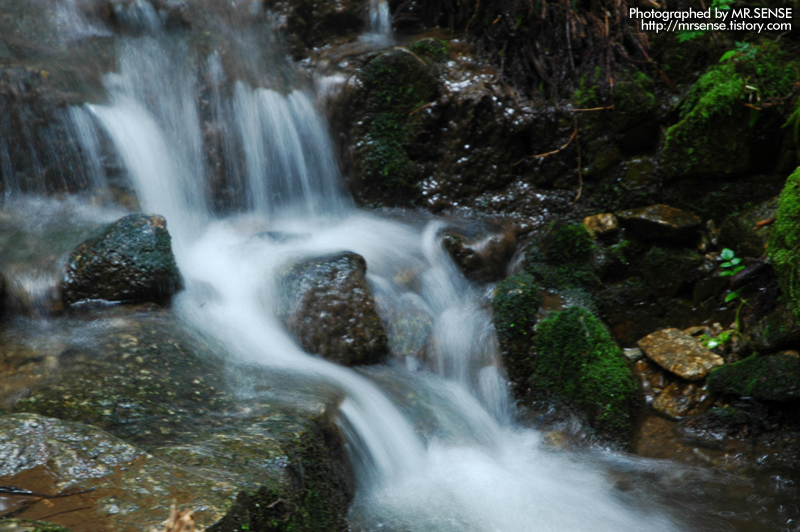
[409,102,435,116]
[571,114,583,204]
[513,127,577,165]
[465,0,481,32]
[570,105,614,112]
[37,506,94,521]
[742,102,762,111]
[754,217,775,228]
[566,4,575,72]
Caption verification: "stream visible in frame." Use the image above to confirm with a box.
[1,1,798,531]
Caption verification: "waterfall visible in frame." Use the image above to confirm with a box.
[77,32,687,531]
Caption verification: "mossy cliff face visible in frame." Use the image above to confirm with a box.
[769,166,800,320]
[533,306,639,443]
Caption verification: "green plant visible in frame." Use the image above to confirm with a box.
[719,248,745,303]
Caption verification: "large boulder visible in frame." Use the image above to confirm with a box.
[61,214,183,306]
[708,350,800,402]
[274,252,388,366]
[614,204,702,243]
[768,166,800,320]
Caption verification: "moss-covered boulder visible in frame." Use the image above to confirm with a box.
[708,350,800,401]
[274,252,388,366]
[769,166,800,320]
[541,221,596,265]
[533,306,639,443]
[746,297,800,354]
[348,47,440,203]
[492,273,541,397]
[61,214,183,306]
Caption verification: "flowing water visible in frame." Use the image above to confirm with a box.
[2,2,799,531]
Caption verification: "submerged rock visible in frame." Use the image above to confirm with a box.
[61,214,183,306]
[708,350,800,401]
[637,328,724,381]
[275,252,388,366]
[615,204,702,243]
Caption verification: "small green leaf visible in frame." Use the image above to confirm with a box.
[721,261,732,268]
[730,257,742,265]
[718,331,731,342]
[733,265,746,274]
[720,248,735,260]
[719,50,738,63]
[725,290,741,303]
[707,339,720,348]
[720,271,733,277]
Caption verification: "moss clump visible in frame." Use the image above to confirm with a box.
[355,48,439,199]
[769,166,800,320]
[708,351,800,402]
[533,306,638,442]
[612,71,656,132]
[408,38,449,62]
[492,273,541,396]
[542,222,596,265]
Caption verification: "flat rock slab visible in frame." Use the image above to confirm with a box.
[638,328,724,381]
[615,204,701,242]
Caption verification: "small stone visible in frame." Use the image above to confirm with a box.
[582,213,619,238]
[652,380,715,420]
[615,204,702,242]
[683,326,706,337]
[638,328,724,381]
[623,347,644,362]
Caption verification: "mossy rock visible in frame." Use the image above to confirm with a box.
[351,47,440,202]
[541,221,596,265]
[708,351,800,402]
[61,214,183,306]
[769,166,800,320]
[492,273,541,397]
[407,38,449,63]
[612,71,656,134]
[718,195,778,258]
[639,245,703,298]
[533,306,639,443]
[661,63,751,179]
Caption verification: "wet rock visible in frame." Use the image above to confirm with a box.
[633,358,670,405]
[596,278,667,347]
[582,213,619,239]
[622,157,656,188]
[611,72,657,134]
[652,380,715,420]
[637,328,724,381]
[3,311,232,446]
[623,347,644,362]
[677,406,750,449]
[615,204,702,243]
[640,246,703,298]
[441,223,516,282]
[708,350,800,401]
[718,196,778,258]
[0,403,353,532]
[275,252,388,366]
[492,273,541,398]
[533,306,639,445]
[373,290,433,362]
[541,221,596,265]
[746,297,800,353]
[61,214,183,306]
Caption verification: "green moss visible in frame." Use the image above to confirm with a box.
[708,351,800,401]
[662,40,800,179]
[542,222,595,265]
[612,71,655,132]
[408,38,449,62]
[533,306,638,442]
[356,49,439,197]
[769,166,800,320]
[492,273,541,395]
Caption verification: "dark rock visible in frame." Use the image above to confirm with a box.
[652,380,715,420]
[533,306,639,445]
[615,204,702,243]
[640,245,703,298]
[718,196,778,258]
[746,297,800,353]
[596,278,667,347]
[61,214,183,306]
[708,350,800,401]
[275,252,388,366]
[441,223,516,282]
[637,328,724,381]
[676,406,750,449]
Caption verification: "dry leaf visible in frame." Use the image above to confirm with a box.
[151,500,196,532]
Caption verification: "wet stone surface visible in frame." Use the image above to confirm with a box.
[638,327,724,381]
[275,252,388,366]
[615,204,702,243]
[440,222,517,282]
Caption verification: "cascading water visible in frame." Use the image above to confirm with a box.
[4,2,788,531]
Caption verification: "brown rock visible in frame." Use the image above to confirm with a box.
[441,223,517,282]
[615,204,702,242]
[652,381,715,420]
[637,328,724,380]
[582,213,619,238]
